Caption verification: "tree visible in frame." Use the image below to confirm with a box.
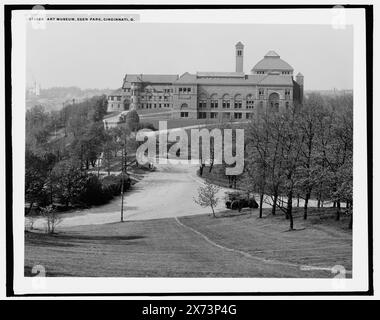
[194,181,220,218]
[245,116,270,218]
[41,205,62,234]
[51,159,87,208]
[125,110,140,132]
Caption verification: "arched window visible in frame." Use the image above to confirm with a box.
[198,93,207,109]
[222,94,230,108]
[181,103,188,109]
[210,94,218,108]
[246,94,254,109]
[234,94,242,109]
[268,92,280,112]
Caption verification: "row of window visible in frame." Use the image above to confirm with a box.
[179,87,192,93]
[198,100,291,110]
[123,88,174,94]
[139,103,171,109]
[198,112,254,120]
[199,100,256,109]
[109,96,122,101]
[142,95,171,101]
[255,71,292,75]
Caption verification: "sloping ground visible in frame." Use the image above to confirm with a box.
[179,208,352,272]
[25,208,351,278]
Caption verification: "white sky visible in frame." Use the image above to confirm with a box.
[26,22,353,90]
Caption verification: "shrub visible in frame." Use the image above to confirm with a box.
[78,174,112,206]
[41,205,62,234]
[101,173,131,196]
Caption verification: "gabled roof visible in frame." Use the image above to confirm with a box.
[174,72,197,84]
[252,51,294,71]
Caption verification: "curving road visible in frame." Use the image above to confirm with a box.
[30,162,252,229]
[29,161,329,230]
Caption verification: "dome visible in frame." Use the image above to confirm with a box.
[252,51,293,72]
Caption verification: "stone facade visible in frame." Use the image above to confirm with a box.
[107,42,304,120]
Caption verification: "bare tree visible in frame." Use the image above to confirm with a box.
[41,205,62,234]
[194,181,220,218]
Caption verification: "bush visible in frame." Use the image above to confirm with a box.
[78,174,112,206]
[41,205,62,234]
[101,173,131,197]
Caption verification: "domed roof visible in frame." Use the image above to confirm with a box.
[252,51,293,71]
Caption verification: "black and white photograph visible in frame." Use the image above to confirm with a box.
[2,3,374,298]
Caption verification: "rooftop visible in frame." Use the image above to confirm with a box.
[252,51,294,72]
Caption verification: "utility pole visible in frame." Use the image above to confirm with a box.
[120,133,127,222]
[120,144,125,222]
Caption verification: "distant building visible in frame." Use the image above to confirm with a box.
[107,42,304,120]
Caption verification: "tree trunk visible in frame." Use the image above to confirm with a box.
[304,191,310,220]
[211,205,216,218]
[272,193,278,215]
[28,201,34,215]
[259,193,264,218]
[287,191,294,230]
[336,200,341,221]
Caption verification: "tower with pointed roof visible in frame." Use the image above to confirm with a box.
[235,42,244,73]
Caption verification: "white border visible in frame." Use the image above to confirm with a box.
[10,8,368,295]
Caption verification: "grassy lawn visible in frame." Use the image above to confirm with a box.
[25,208,351,278]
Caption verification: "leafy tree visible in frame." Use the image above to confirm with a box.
[125,110,140,132]
[51,159,87,208]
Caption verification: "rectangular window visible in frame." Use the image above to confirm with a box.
[179,88,182,93]
[180,112,189,118]
[247,100,254,109]
[198,112,207,119]
[234,101,242,109]
[198,100,207,108]
[211,100,218,108]
[234,112,242,119]
[285,89,291,100]
[210,112,218,119]
[222,100,230,108]
[259,89,265,99]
